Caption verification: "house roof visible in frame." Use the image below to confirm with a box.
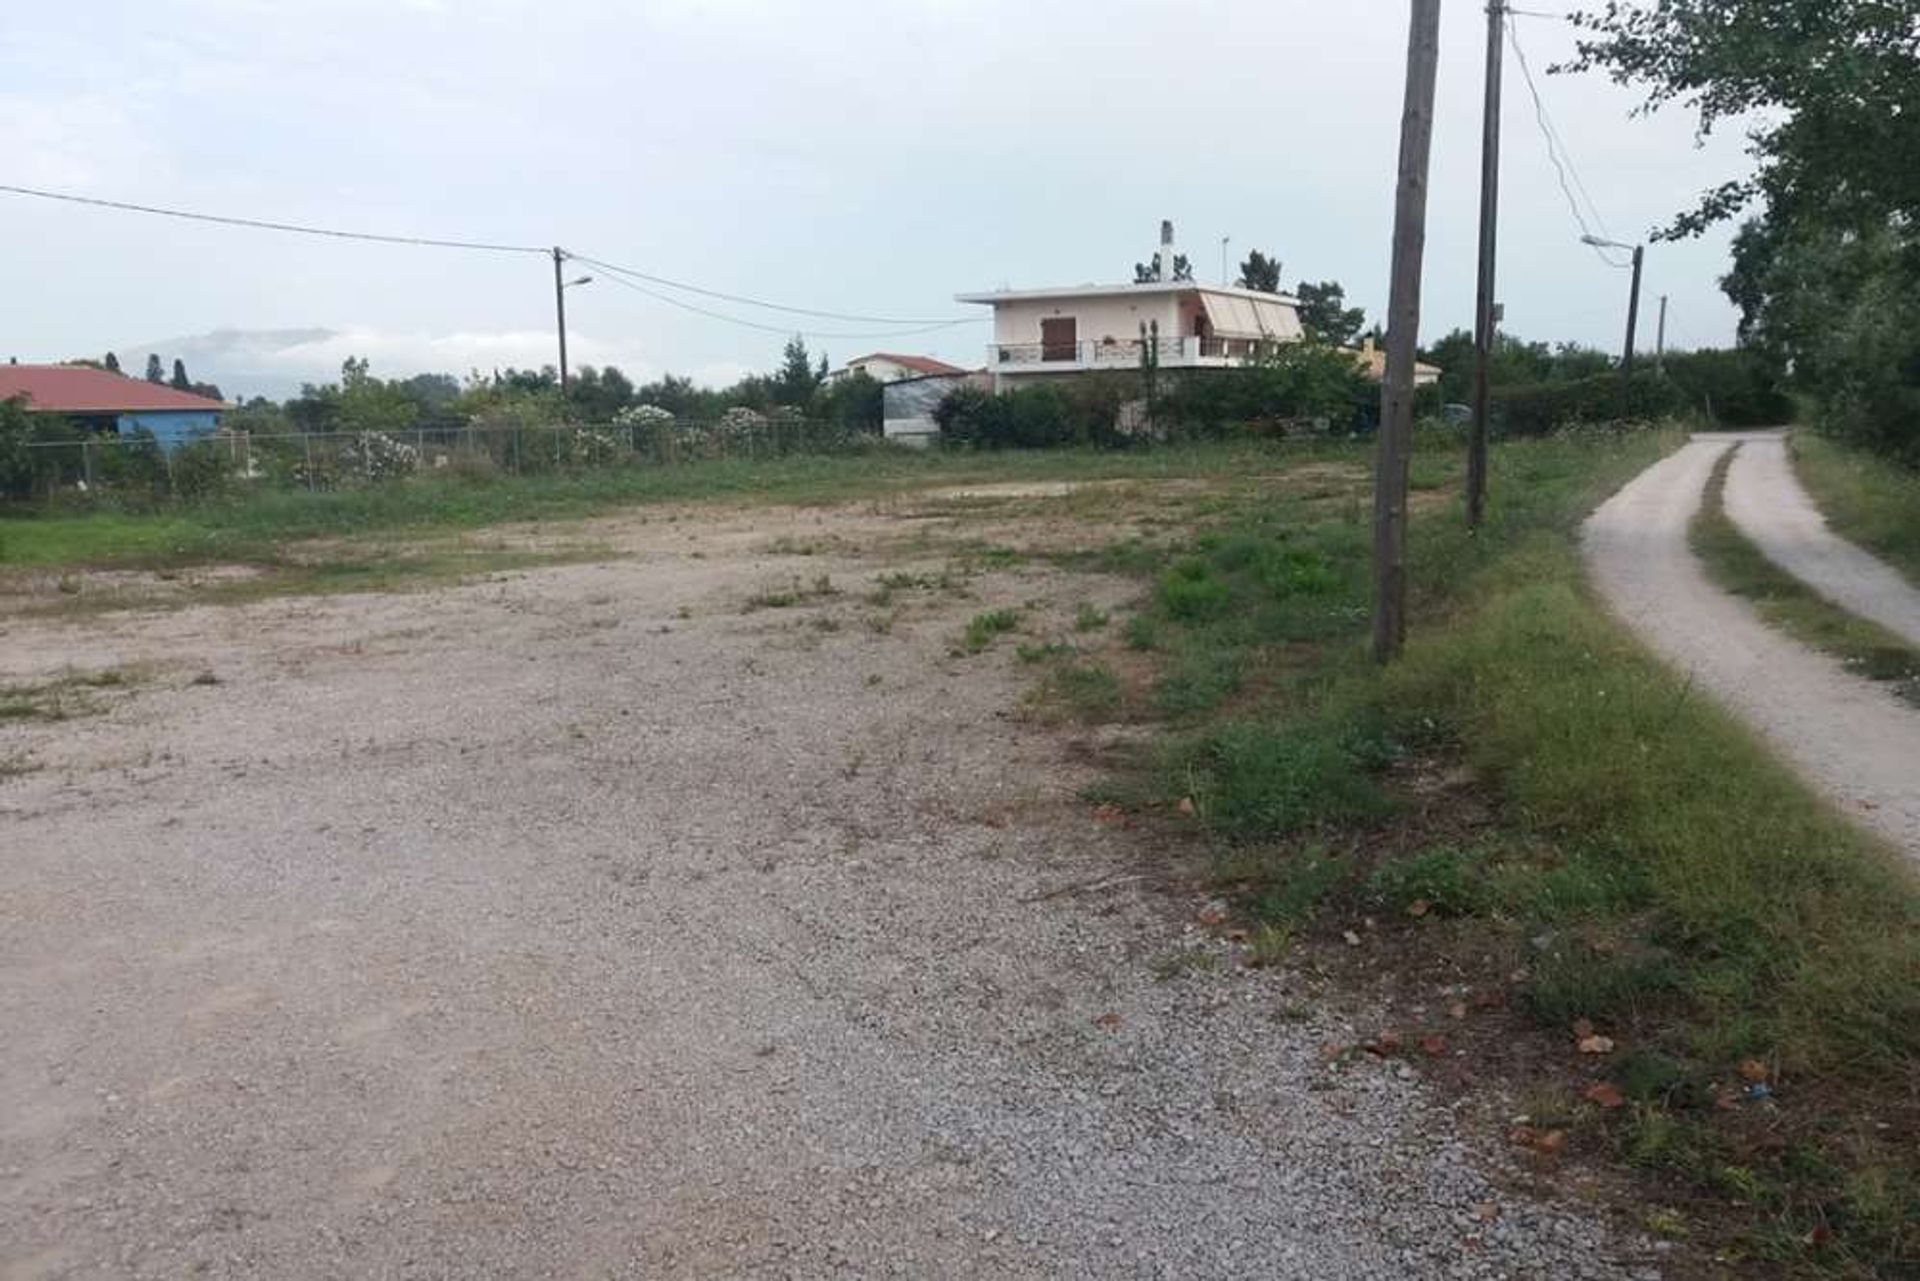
[0,364,228,413]
[1347,343,1442,381]
[955,282,1301,306]
[846,352,967,376]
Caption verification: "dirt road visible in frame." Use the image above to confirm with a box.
[2,495,1650,1278]
[1723,432,1920,645]
[1585,437,1920,857]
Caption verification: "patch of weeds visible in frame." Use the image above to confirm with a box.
[1368,844,1490,918]
[1175,720,1387,836]
[1149,946,1220,980]
[0,751,41,781]
[810,615,843,634]
[1155,644,1246,718]
[1123,614,1161,651]
[745,573,839,611]
[1524,944,1683,1028]
[1157,558,1233,622]
[1016,640,1075,664]
[960,608,1021,653]
[863,612,896,635]
[1042,662,1122,721]
[0,667,139,721]
[1246,922,1294,968]
[1074,603,1110,632]
[1248,845,1349,925]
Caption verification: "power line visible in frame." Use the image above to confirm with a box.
[584,266,979,342]
[0,181,548,254]
[1503,18,1633,269]
[567,252,971,327]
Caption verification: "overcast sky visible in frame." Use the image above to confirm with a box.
[2,0,1755,396]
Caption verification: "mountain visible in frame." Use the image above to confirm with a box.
[117,329,342,401]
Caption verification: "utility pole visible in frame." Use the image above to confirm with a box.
[552,246,572,396]
[1221,236,1231,286]
[1620,243,1644,413]
[1468,0,1504,529]
[1373,0,1442,665]
[1655,293,1668,374]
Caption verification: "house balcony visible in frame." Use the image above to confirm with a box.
[989,336,1272,372]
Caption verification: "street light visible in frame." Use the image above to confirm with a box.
[1582,234,1645,381]
[550,248,594,396]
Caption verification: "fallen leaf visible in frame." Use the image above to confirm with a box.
[1093,1011,1122,1029]
[1584,1081,1626,1109]
[1320,1041,1349,1060]
[1196,900,1229,926]
[1577,1034,1616,1055]
[1407,898,1431,918]
[1091,804,1123,823]
[1473,1201,1501,1222]
[1420,1034,1448,1057]
[1176,796,1196,816]
[1342,930,1362,947]
[1448,1002,1468,1021]
[1507,1126,1568,1157]
[1738,1058,1770,1084]
[1225,928,1248,943]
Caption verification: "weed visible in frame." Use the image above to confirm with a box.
[1246,922,1294,968]
[1368,845,1490,917]
[1074,603,1110,631]
[961,608,1021,653]
[1042,662,1123,721]
[1149,946,1220,980]
[1015,640,1075,664]
[1247,846,1349,925]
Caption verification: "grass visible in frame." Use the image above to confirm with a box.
[1063,425,1920,1272]
[0,441,1358,574]
[1693,446,1920,704]
[960,608,1021,653]
[0,667,140,721]
[1792,433,1920,586]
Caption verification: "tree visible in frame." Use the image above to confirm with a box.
[1236,250,1283,293]
[1295,281,1367,347]
[1132,253,1194,283]
[1565,1,1920,238]
[775,336,823,407]
[103,352,121,374]
[144,354,164,384]
[169,359,191,391]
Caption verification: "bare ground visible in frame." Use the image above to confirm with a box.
[2,489,1655,1278]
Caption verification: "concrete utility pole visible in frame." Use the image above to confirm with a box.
[1468,0,1505,529]
[552,246,572,396]
[1373,0,1442,664]
[1622,244,1644,380]
[1655,293,1668,374]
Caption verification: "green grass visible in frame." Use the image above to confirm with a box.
[960,608,1022,652]
[1693,446,1920,703]
[1068,425,1920,1272]
[1791,433,1920,586]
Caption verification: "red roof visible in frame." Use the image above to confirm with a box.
[0,364,227,413]
[849,352,966,376]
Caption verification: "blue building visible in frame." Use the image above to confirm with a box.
[0,363,226,448]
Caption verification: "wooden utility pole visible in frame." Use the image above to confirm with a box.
[1468,0,1505,529]
[552,246,572,396]
[1373,0,1443,664]
[1618,243,1644,414]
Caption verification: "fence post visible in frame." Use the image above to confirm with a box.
[82,439,96,490]
[513,426,522,475]
[304,433,316,491]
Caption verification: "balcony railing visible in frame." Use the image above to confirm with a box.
[991,336,1273,367]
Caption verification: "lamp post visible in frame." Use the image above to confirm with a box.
[551,246,593,396]
[1583,235,1644,411]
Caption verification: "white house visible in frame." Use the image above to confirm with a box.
[830,352,968,384]
[957,222,1305,389]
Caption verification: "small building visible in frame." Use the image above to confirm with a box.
[957,222,1305,390]
[0,364,226,447]
[831,352,968,384]
[881,370,992,447]
[1348,336,1442,388]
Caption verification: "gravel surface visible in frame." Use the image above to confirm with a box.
[1586,436,1920,857]
[1724,431,1920,646]
[2,498,1657,1278]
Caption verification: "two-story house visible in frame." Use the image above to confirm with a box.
[957,222,1304,390]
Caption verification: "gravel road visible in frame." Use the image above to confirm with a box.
[2,497,1655,1278]
[1723,431,1920,646]
[1585,436,1920,857]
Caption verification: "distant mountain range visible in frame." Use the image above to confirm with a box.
[117,328,344,401]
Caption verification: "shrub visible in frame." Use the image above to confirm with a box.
[1661,348,1792,427]
[1154,343,1374,439]
[1490,371,1680,435]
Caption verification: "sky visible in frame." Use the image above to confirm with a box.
[1,0,1757,398]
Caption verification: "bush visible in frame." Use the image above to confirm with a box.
[0,399,85,502]
[1490,371,1680,436]
[1155,343,1375,439]
[1661,348,1792,427]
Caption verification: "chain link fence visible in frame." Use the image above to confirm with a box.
[8,416,880,504]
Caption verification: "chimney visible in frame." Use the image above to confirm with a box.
[1155,220,1176,282]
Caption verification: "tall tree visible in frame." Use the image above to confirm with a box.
[1236,250,1283,293]
[775,336,822,407]
[1133,254,1195,283]
[170,359,191,391]
[144,354,164,384]
[1295,281,1367,346]
[103,351,121,374]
